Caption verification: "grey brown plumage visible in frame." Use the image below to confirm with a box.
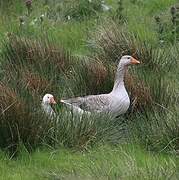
[61,55,140,116]
[62,94,110,113]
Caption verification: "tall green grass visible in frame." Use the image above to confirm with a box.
[0,1,178,179]
[88,18,178,152]
[0,0,178,159]
[0,36,128,154]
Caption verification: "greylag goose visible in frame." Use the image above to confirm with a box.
[60,55,140,116]
[41,94,57,118]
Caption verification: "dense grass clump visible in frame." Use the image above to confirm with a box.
[39,0,103,22]
[0,17,178,153]
[0,35,128,153]
[90,19,177,106]
[0,0,179,179]
[88,19,179,151]
[62,0,103,21]
[0,82,53,154]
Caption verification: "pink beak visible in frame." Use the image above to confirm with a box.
[130,57,140,64]
[50,97,57,104]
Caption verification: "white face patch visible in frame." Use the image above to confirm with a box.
[43,94,54,104]
[120,55,132,66]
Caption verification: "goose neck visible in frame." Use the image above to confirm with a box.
[42,103,52,114]
[112,64,126,92]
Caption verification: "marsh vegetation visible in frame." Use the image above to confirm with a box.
[0,0,178,179]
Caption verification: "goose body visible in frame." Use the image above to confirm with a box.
[61,55,140,116]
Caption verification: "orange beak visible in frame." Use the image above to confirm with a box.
[131,57,140,64]
[50,97,57,104]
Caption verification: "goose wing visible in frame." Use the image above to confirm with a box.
[61,94,111,113]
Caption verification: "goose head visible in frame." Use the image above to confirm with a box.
[119,55,140,66]
[42,94,56,118]
[112,55,140,92]
[42,94,56,105]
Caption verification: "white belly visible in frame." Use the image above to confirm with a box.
[109,91,130,115]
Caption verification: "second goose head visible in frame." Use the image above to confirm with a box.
[119,55,140,66]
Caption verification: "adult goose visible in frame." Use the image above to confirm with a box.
[41,94,57,118]
[60,55,140,116]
